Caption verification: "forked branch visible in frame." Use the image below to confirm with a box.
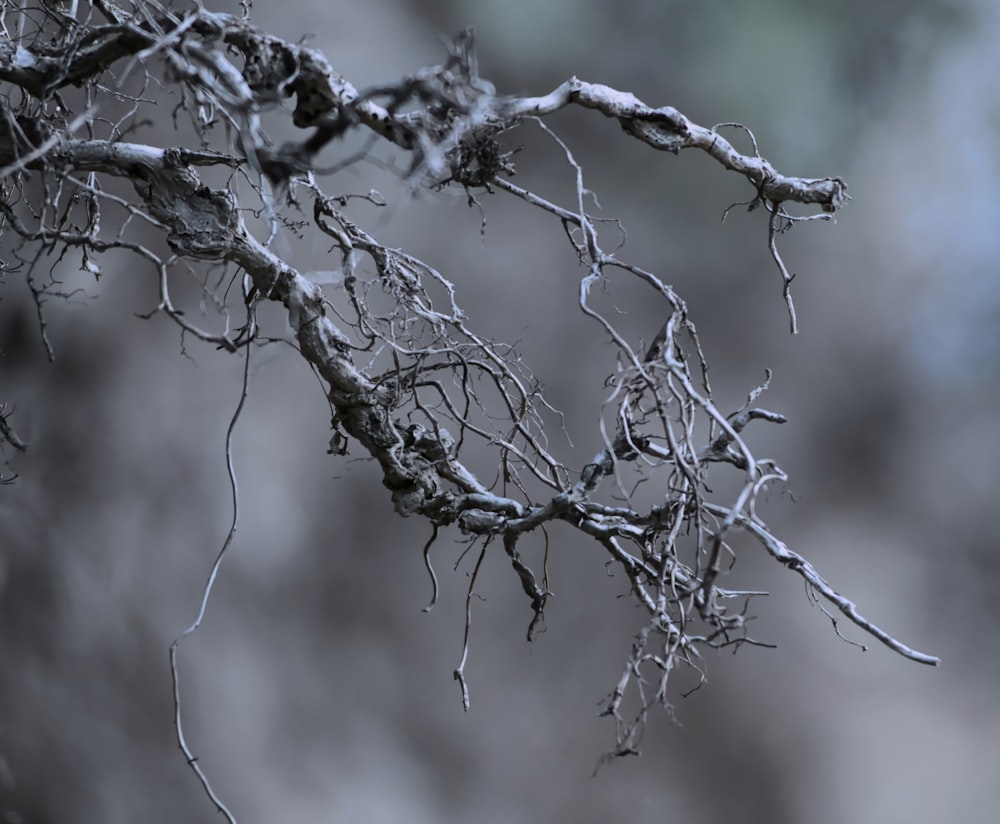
[0,2,935,796]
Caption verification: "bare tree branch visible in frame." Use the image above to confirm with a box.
[0,2,936,812]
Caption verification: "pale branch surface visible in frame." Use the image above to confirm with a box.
[0,0,936,789]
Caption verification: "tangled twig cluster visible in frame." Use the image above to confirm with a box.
[0,1,937,810]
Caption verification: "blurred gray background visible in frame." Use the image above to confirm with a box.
[1,0,998,821]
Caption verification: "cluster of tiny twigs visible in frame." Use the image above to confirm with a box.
[0,1,938,816]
